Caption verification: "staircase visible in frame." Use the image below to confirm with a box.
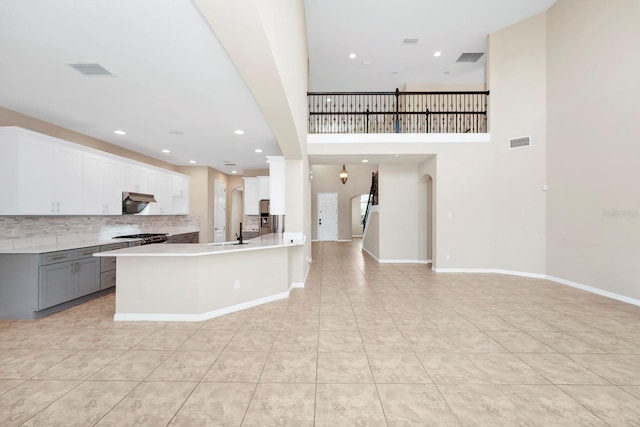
[362,171,378,230]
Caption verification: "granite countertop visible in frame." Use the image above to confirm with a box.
[94,233,304,258]
[0,229,199,255]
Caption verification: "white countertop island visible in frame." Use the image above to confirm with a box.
[95,234,305,321]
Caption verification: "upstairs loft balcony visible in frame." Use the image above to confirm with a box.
[308,89,489,134]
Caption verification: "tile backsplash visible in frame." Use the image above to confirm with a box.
[0,215,199,249]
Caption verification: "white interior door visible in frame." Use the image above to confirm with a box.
[317,193,338,241]
[214,180,226,243]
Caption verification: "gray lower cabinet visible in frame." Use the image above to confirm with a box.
[38,261,74,310]
[38,246,100,310]
[99,242,128,289]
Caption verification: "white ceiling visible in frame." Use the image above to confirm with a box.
[0,0,557,172]
[305,0,557,91]
[0,0,280,173]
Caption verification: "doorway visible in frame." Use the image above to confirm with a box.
[419,174,434,263]
[214,179,226,243]
[317,192,338,241]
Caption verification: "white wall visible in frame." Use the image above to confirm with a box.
[488,12,547,274]
[378,163,419,261]
[362,210,379,260]
[546,0,640,299]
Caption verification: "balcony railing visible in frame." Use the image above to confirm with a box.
[308,89,489,134]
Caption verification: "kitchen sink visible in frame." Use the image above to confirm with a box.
[209,241,251,247]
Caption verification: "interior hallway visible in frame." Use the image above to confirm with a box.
[1,241,640,425]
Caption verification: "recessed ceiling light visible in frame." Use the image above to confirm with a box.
[114,130,126,135]
[234,129,244,135]
[188,160,196,164]
[349,53,356,59]
[362,159,369,163]
[231,170,237,174]
[394,154,400,157]
[255,149,263,153]
[266,160,271,163]
[434,51,442,57]
[162,149,171,153]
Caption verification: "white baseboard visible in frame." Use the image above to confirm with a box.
[419,259,433,264]
[338,239,353,242]
[114,289,292,322]
[430,268,640,307]
[546,275,640,307]
[432,268,546,279]
[379,259,421,264]
[361,246,379,262]
[291,264,310,289]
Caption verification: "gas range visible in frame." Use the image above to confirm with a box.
[113,233,168,245]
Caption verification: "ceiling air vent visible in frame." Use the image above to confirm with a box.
[509,136,531,149]
[68,63,113,76]
[223,163,237,167]
[403,38,419,44]
[456,53,485,63]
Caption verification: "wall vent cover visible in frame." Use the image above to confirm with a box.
[68,63,113,76]
[509,136,531,149]
[456,52,485,62]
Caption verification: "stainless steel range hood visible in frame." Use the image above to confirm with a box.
[122,192,157,214]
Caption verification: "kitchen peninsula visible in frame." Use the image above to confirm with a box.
[95,234,305,321]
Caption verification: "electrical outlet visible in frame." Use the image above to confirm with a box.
[234,280,240,290]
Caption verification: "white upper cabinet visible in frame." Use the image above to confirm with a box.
[146,171,172,215]
[0,129,19,214]
[122,163,149,193]
[171,174,190,215]
[17,133,83,215]
[0,126,190,216]
[83,152,122,215]
[243,177,259,215]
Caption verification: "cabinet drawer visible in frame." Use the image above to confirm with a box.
[73,246,100,259]
[100,256,117,272]
[100,242,129,252]
[100,270,116,290]
[39,250,73,266]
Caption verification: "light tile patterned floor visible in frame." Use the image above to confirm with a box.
[1,241,640,425]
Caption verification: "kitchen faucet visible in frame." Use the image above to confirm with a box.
[235,222,243,244]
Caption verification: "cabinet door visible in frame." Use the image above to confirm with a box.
[147,171,172,215]
[100,270,116,290]
[0,130,19,215]
[102,158,122,214]
[74,258,100,298]
[39,262,73,310]
[83,153,122,215]
[122,164,149,193]
[258,176,270,200]
[171,174,188,197]
[243,178,259,215]
[18,136,55,214]
[53,146,83,214]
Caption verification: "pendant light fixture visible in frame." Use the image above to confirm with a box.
[339,164,348,184]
